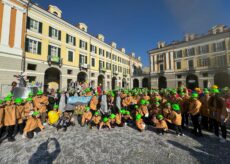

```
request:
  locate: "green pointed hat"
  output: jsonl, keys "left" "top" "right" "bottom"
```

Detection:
{"left": 136, "top": 114, "right": 142, "bottom": 121}
{"left": 172, "top": 104, "right": 180, "bottom": 111}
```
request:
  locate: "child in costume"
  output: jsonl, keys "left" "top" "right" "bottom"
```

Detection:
{"left": 23, "top": 111, "right": 44, "bottom": 139}
{"left": 109, "top": 113, "right": 116, "bottom": 128}
{"left": 153, "top": 114, "right": 168, "bottom": 135}
{"left": 4, "top": 97, "right": 16, "bottom": 142}
{"left": 169, "top": 104, "right": 184, "bottom": 136}
{"left": 81, "top": 106, "right": 92, "bottom": 126}
{"left": 24, "top": 98, "right": 34, "bottom": 120}
{"left": 89, "top": 111, "right": 101, "bottom": 129}
{"left": 189, "top": 93, "right": 202, "bottom": 136}
{"left": 48, "top": 104, "right": 62, "bottom": 125}
{"left": 135, "top": 114, "right": 146, "bottom": 132}
{"left": 0, "top": 100, "right": 4, "bottom": 139}
{"left": 14, "top": 98, "right": 25, "bottom": 135}
{"left": 99, "top": 117, "right": 111, "bottom": 130}
{"left": 56, "top": 111, "right": 74, "bottom": 132}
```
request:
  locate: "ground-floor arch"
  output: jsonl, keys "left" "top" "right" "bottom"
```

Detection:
{"left": 44, "top": 67, "right": 61, "bottom": 92}
{"left": 214, "top": 72, "right": 230, "bottom": 88}
{"left": 98, "top": 75, "right": 105, "bottom": 90}
{"left": 186, "top": 74, "right": 198, "bottom": 90}
{"left": 133, "top": 79, "right": 139, "bottom": 88}
{"left": 122, "top": 78, "right": 127, "bottom": 88}
{"left": 77, "top": 71, "right": 87, "bottom": 84}
{"left": 112, "top": 77, "right": 117, "bottom": 90}
{"left": 142, "top": 78, "right": 149, "bottom": 88}
{"left": 158, "top": 76, "right": 167, "bottom": 89}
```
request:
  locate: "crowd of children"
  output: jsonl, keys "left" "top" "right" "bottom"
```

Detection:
{"left": 0, "top": 85, "right": 230, "bottom": 144}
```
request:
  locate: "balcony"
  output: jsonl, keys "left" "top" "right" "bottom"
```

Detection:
{"left": 113, "top": 70, "right": 119, "bottom": 75}
{"left": 48, "top": 55, "right": 63, "bottom": 67}
{"left": 80, "top": 63, "right": 89, "bottom": 71}
{"left": 99, "top": 67, "right": 106, "bottom": 73}
{"left": 123, "top": 73, "right": 127, "bottom": 77}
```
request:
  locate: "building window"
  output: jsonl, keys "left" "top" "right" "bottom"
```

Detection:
{"left": 199, "top": 45, "right": 209, "bottom": 54}
{"left": 27, "top": 17, "right": 42, "bottom": 33}
{"left": 197, "top": 58, "right": 210, "bottom": 67}
{"left": 176, "top": 61, "right": 181, "bottom": 69}
{"left": 66, "top": 34, "right": 76, "bottom": 46}
{"left": 49, "top": 27, "right": 61, "bottom": 40}
{"left": 213, "top": 41, "right": 225, "bottom": 52}
{"left": 79, "top": 54, "right": 87, "bottom": 64}
{"left": 106, "top": 63, "right": 111, "bottom": 70}
{"left": 188, "top": 60, "right": 194, "bottom": 69}
{"left": 186, "top": 48, "right": 195, "bottom": 57}
{"left": 203, "top": 73, "right": 208, "bottom": 77}
{"left": 203, "top": 80, "right": 208, "bottom": 88}
{"left": 106, "top": 51, "right": 111, "bottom": 59}
{"left": 67, "top": 69, "right": 73, "bottom": 75}
{"left": 27, "top": 76, "right": 36, "bottom": 83}
{"left": 214, "top": 55, "right": 227, "bottom": 66}
{"left": 90, "top": 45, "right": 97, "bottom": 53}
{"left": 91, "top": 58, "right": 95, "bottom": 67}
{"left": 27, "top": 64, "right": 37, "bottom": 71}
{"left": 48, "top": 45, "right": 60, "bottom": 62}
{"left": 107, "top": 75, "right": 110, "bottom": 79}
{"left": 25, "top": 38, "right": 41, "bottom": 55}
{"left": 79, "top": 40, "right": 87, "bottom": 50}
{"left": 157, "top": 54, "right": 164, "bottom": 62}
{"left": 174, "top": 50, "right": 182, "bottom": 59}
{"left": 99, "top": 48, "right": 104, "bottom": 56}
{"left": 91, "top": 73, "right": 95, "bottom": 77}
{"left": 159, "top": 64, "right": 164, "bottom": 71}
{"left": 177, "top": 75, "right": 182, "bottom": 79}
{"left": 68, "top": 51, "right": 73, "bottom": 62}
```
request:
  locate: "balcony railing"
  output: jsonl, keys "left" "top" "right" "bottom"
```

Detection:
{"left": 113, "top": 70, "right": 119, "bottom": 75}
{"left": 80, "top": 63, "right": 89, "bottom": 71}
{"left": 48, "top": 55, "right": 63, "bottom": 67}
{"left": 99, "top": 67, "right": 106, "bottom": 73}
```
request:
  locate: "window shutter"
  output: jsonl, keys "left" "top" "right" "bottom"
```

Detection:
{"left": 66, "top": 34, "right": 69, "bottom": 43}
{"left": 80, "top": 40, "right": 82, "bottom": 48}
{"left": 85, "top": 56, "right": 87, "bottom": 64}
{"left": 85, "top": 42, "right": 88, "bottom": 50}
{"left": 73, "top": 37, "right": 76, "bottom": 46}
{"left": 58, "top": 30, "right": 61, "bottom": 40}
{"left": 25, "top": 38, "right": 29, "bottom": 52}
{"left": 37, "top": 42, "right": 41, "bottom": 55}
{"left": 48, "top": 45, "right": 51, "bottom": 56}
{"left": 58, "top": 48, "right": 61, "bottom": 57}
{"left": 49, "top": 27, "right": 52, "bottom": 37}
{"left": 39, "top": 22, "right": 43, "bottom": 33}
{"left": 90, "top": 45, "right": 92, "bottom": 52}
{"left": 95, "top": 47, "right": 97, "bottom": 53}
{"left": 26, "top": 17, "right": 30, "bottom": 29}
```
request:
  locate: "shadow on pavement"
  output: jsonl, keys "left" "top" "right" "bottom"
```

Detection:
{"left": 28, "top": 138, "right": 61, "bottom": 164}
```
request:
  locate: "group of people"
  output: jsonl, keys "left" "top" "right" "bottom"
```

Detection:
{"left": 0, "top": 84, "right": 229, "bottom": 144}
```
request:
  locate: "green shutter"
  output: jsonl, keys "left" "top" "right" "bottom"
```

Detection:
{"left": 80, "top": 40, "right": 82, "bottom": 48}
{"left": 49, "top": 27, "right": 52, "bottom": 37}
{"left": 37, "top": 42, "right": 41, "bottom": 55}
{"left": 25, "top": 38, "right": 29, "bottom": 52}
{"left": 85, "top": 56, "right": 87, "bottom": 64}
{"left": 58, "top": 30, "right": 61, "bottom": 40}
{"left": 66, "top": 34, "right": 69, "bottom": 43}
{"left": 85, "top": 42, "right": 87, "bottom": 50}
{"left": 58, "top": 48, "right": 61, "bottom": 57}
{"left": 26, "top": 17, "right": 30, "bottom": 29}
{"left": 48, "top": 45, "right": 51, "bottom": 56}
{"left": 73, "top": 37, "right": 76, "bottom": 46}
{"left": 39, "top": 22, "right": 43, "bottom": 33}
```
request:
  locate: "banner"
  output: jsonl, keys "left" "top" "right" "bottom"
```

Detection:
{"left": 67, "top": 96, "right": 92, "bottom": 105}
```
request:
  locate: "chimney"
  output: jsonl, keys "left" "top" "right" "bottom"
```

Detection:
{"left": 131, "top": 52, "right": 135, "bottom": 57}
{"left": 48, "top": 5, "right": 62, "bottom": 18}
{"left": 184, "top": 33, "right": 196, "bottom": 41}
{"left": 157, "top": 41, "right": 165, "bottom": 48}
{"left": 120, "top": 48, "right": 125, "bottom": 53}
{"left": 111, "top": 42, "right": 117, "bottom": 48}
{"left": 210, "top": 25, "right": 225, "bottom": 34}
{"left": 96, "top": 34, "right": 104, "bottom": 42}
{"left": 77, "top": 23, "right": 88, "bottom": 32}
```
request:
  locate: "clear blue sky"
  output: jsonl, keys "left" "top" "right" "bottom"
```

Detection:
{"left": 32, "top": 0, "right": 230, "bottom": 66}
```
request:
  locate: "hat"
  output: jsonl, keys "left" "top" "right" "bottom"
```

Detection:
{"left": 211, "top": 88, "right": 219, "bottom": 94}
{"left": 140, "top": 99, "right": 146, "bottom": 105}
{"left": 109, "top": 113, "right": 116, "bottom": 119}
{"left": 94, "top": 111, "right": 99, "bottom": 116}
{"left": 37, "top": 90, "right": 43, "bottom": 95}
{"left": 85, "top": 88, "right": 91, "bottom": 92}
{"left": 172, "top": 104, "right": 180, "bottom": 111}
{"left": 26, "top": 97, "right": 33, "bottom": 102}
{"left": 4, "top": 97, "right": 11, "bottom": 102}
{"left": 179, "top": 92, "right": 185, "bottom": 96}
{"left": 103, "top": 117, "right": 109, "bottom": 123}
{"left": 0, "top": 99, "right": 3, "bottom": 104}
{"left": 33, "top": 111, "right": 40, "bottom": 116}
{"left": 204, "top": 90, "right": 209, "bottom": 94}
{"left": 14, "top": 98, "right": 22, "bottom": 104}
{"left": 28, "top": 92, "right": 34, "bottom": 97}
{"left": 85, "top": 106, "right": 90, "bottom": 111}
{"left": 121, "top": 109, "right": 126, "bottom": 114}
{"left": 157, "top": 114, "right": 164, "bottom": 120}
{"left": 134, "top": 105, "right": 139, "bottom": 109}
{"left": 145, "top": 101, "right": 150, "bottom": 105}
{"left": 191, "top": 93, "right": 199, "bottom": 98}
{"left": 125, "top": 111, "right": 130, "bottom": 115}
{"left": 155, "top": 102, "right": 160, "bottom": 106}
{"left": 53, "top": 104, "right": 59, "bottom": 109}
{"left": 136, "top": 114, "right": 142, "bottom": 121}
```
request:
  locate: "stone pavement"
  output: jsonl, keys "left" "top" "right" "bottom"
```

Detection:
{"left": 0, "top": 120, "right": 229, "bottom": 164}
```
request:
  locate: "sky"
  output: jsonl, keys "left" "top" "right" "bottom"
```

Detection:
{"left": 32, "top": 0, "right": 230, "bottom": 66}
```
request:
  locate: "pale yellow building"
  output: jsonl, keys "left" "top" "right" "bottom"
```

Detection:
{"left": 149, "top": 25, "right": 230, "bottom": 89}
{"left": 24, "top": 3, "right": 142, "bottom": 91}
